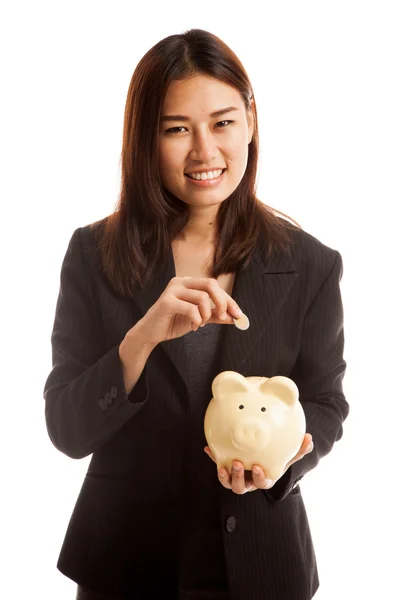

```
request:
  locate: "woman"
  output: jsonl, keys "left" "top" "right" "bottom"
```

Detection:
{"left": 43, "top": 28, "right": 349, "bottom": 600}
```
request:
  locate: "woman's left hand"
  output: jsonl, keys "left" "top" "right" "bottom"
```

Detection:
{"left": 204, "top": 433, "right": 314, "bottom": 495}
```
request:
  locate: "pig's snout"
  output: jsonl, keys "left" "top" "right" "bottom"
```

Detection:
{"left": 231, "top": 419, "right": 269, "bottom": 451}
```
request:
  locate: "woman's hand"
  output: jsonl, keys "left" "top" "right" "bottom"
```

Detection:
{"left": 204, "top": 433, "right": 314, "bottom": 495}
{"left": 135, "top": 276, "right": 243, "bottom": 346}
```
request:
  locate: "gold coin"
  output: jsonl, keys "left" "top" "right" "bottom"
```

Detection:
{"left": 233, "top": 313, "right": 250, "bottom": 330}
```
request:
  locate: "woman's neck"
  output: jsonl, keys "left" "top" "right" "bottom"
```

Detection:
{"left": 176, "top": 206, "right": 219, "bottom": 245}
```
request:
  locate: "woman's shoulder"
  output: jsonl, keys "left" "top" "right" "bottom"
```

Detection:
{"left": 285, "top": 219, "right": 339, "bottom": 254}
{"left": 72, "top": 215, "right": 109, "bottom": 250}
{"left": 80, "top": 215, "right": 108, "bottom": 239}
{"left": 65, "top": 216, "right": 109, "bottom": 276}
{"left": 276, "top": 217, "right": 342, "bottom": 276}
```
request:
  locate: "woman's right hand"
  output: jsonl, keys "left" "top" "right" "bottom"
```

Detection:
{"left": 135, "top": 276, "right": 244, "bottom": 346}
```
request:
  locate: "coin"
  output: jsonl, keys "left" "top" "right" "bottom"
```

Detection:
{"left": 233, "top": 313, "right": 250, "bottom": 330}
{"left": 209, "top": 299, "right": 249, "bottom": 329}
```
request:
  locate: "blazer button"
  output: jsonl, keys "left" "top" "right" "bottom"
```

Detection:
{"left": 98, "top": 398, "right": 107, "bottom": 411}
{"left": 225, "top": 516, "right": 236, "bottom": 533}
{"left": 110, "top": 386, "right": 118, "bottom": 398}
{"left": 104, "top": 392, "right": 112, "bottom": 405}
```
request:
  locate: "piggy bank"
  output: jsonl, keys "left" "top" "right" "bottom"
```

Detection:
{"left": 204, "top": 371, "right": 306, "bottom": 481}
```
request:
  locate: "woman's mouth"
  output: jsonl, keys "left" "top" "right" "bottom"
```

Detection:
{"left": 184, "top": 168, "right": 226, "bottom": 187}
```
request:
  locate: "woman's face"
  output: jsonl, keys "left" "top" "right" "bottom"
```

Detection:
{"left": 158, "top": 74, "right": 254, "bottom": 211}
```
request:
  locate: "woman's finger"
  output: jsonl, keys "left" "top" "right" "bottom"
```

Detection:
{"left": 178, "top": 277, "right": 242, "bottom": 326}
{"left": 206, "top": 309, "right": 235, "bottom": 325}
{"left": 285, "top": 436, "right": 314, "bottom": 469}
{"left": 301, "top": 433, "right": 313, "bottom": 452}
{"left": 230, "top": 462, "right": 247, "bottom": 494}
{"left": 217, "top": 467, "right": 231, "bottom": 489}
{"left": 181, "top": 277, "right": 228, "bottom": 321}
{"left": 204, "top": 446, "right": 216, "bottom": 463}
{"left": 251, "top": 465, "right": 274, "bottom": 489}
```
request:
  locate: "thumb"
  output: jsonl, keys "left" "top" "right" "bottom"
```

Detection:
{"left": 206, "top": 310, "right": 234, "bottom": 325}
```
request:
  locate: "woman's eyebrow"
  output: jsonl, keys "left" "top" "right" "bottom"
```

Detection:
{"left": 160, "top": 106, "right": 240, "bottom": 122}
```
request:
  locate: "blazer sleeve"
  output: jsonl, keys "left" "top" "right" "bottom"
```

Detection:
{"left": 266, "top": 249, "right": 349, "bottom": 501}
{"left": 43, "top": 228, "right": 150, "bottom": 460}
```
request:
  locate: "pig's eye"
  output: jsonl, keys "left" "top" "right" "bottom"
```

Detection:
{"left": 239, "top": 405, "right": 244, "bottom": 410}
{"left": 261, "top": 407, "right": 266, "bottom": 412}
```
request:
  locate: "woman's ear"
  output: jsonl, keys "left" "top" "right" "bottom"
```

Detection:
{"left": 212, "top": 371, "right": 250, "bottom": 399}
{"left": 259, "top": 376, "right": 299, "bottom": 409}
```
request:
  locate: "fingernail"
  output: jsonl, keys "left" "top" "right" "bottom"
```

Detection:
{"left": 253, "top": 467, "right": 261, "bottom": 475}
{"left": 307, "top": 442, "right": 314, "bottom": 452}
{"left": 221, "top": 312, "right": 227, "bottom": 320}
{"left": 219, "top": 471, "right": 226, "bottom": 478}
{"left": 265, "top": 479, "right": 273, "bottom": 488}
{"left": 235, "top": 307, "right": 243, "bottom": 317}
{"left": 233, "top": 464, "right": 241, "bottom": 472}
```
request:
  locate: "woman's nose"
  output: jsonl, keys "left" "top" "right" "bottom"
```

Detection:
{"left": 189, "top": 132, "right": 217, "bottom": 162}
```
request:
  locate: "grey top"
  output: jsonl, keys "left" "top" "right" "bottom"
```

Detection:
{"left": 179, "top": 324, "right": 229, "bottom": 597}
{"left": 184, "top": 323, "right": 224, "bottom": 398}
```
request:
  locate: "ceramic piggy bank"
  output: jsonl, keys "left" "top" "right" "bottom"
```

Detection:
{"left": 204, "top": 371, "right": 306, "bottom": 481}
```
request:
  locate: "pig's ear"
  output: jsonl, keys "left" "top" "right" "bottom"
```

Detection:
{"left": 212, "top": 371, "right": 249, "bottom": 399}
{"left": 259, "top": 376, "right": 299, "bottom": 408}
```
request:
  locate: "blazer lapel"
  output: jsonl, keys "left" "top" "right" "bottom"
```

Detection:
{"left": 133, "top": 234, "right": 298, "bottom": 394}
{"left": 217, "top": 238, "right": 298, "bottom": 376}
{"left": 133, "top": 245, "right": 191, "bottom": 392}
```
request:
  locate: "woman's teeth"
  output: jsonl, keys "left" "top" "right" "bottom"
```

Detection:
{"left": 186, "top": 169, "right": 224, "bottom": 181}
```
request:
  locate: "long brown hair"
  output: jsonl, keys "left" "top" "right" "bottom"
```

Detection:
{"left": 92, "top": 28, "right": 301, "bottom": 298}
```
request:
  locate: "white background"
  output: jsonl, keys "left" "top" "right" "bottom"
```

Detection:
{"left": 1, "top": 1, "right": 399, "bottom": 599}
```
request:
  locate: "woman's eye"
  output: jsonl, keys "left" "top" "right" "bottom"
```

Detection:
{"left": 166, "top": 126, "right": 186, "bottom": 134}
{"left": 215, "top": 120, "right": 233, "bottom": 128}
{"left": 165, "top": 120, "right": 233, "bottom": 134}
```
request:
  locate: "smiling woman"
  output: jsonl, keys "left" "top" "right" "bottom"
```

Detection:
{"left": 90, "top": 29, "right": 299, "bottom": 299}
{"left": 44, "top": 27, "right": 348, "bottom": 600}
{"left": 158, "top": 76, "right": 253, "bottom": 205}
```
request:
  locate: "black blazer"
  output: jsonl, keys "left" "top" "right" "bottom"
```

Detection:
{"left": 43, "top": 219, "right": 349, "bottom": 600}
